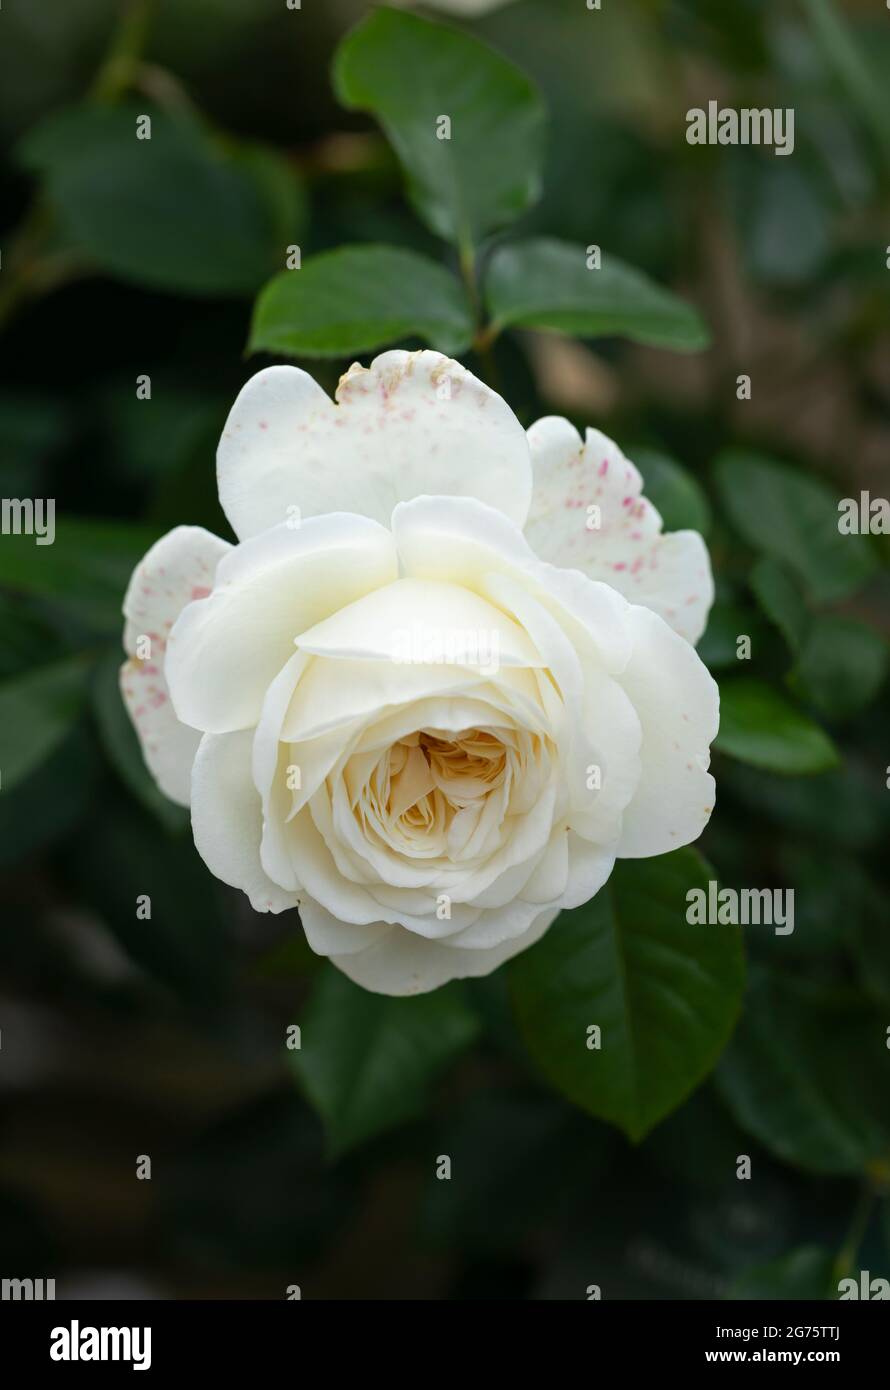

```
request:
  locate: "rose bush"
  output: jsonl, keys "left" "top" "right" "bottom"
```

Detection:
{"left": 121, "top": 349, "right": 717, "bottom": 995}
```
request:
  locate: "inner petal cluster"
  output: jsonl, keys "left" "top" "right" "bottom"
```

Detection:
{"left": 339, "top": 720, "right": 555, "bottom": 874}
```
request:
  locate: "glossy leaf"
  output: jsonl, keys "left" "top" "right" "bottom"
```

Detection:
{"left": 290, "top": 965, "right": 480, "bottom": 1156}
{"left": 18, "top": 102, "right": 303, "bottom": 296}
{"left": 698, "top": 599, "right": 768, "bottom": 670}
{"left": 717, "top": 969, "right": 890, "bottom": 1176}
{"left": 749, "top": 557, "right": 809, "bottom": 655}
{"left": 333, "top": 8, "right": 545, "bottom": 251}
{"left": 250, "top": 245, "right": 474, "bottom": 359}
{"left": 62, "top": 801, "right": 232, "bottom": 1003}
{"left": 510, "top": 850, "right": 745, "bottom": 1142}
{"left": 715, "top": 450, "right": 878, "bottom": 603}
{"left": 485, "top": 238, "right": 711, "bottom": 350}
{"left": 632, "top": 447, "right": 712, "bottom": 536}
{"left": 0, "top": 515, "right": 160, "bottom": 633}
{"left": 0, "top": 655, "right": 91, "bottom": 792}
{"left": 715, "top": 678, "right": 840, "bottom": 774}
{"left": 0, "top": 726, "right": 98, "bottom": 870}
{"left": 793, "top": 615, "right": 888, "bottom": 721}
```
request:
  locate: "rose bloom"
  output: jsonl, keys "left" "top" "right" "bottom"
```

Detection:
{"left": 122, "top": 351, "right": 717, "bottom": 995}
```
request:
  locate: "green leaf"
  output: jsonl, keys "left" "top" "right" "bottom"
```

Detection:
{"left": 721, "top": 760, "right": 890, "bottom": 853}
{"left": 228, "top": 140, "right": 305, "bottom": 256}
{"left": 728, "top": 1247, "right": 837, "bottom": 1300}
{"left": 484, "top": 238, "right": 711, "bottom": 351}
{"left": 631, "top": 447, "right": 712, "bottom": 535}
{"left": 793, "top": 615, "right": 888, "bottom": 721}
{"left": 0, "top": 726, "right": 98, "bottom": 870}
{"left": 290, "top": 965, "right": 480, "bottom": 1156}
{"left": 333, "top": 7, "right": 545, "bottom": 252}
{"left": 250, "top": 245, "right": 474, "bottom": 359}
{"left": 749, "top": 557, "right": 810, "bottom": 655}
{"left": 772, "top": 845, "right": 865, "bottom": 959}
{"left": 18, "top": 102, "right": 303, "bottom": 296}
{"left": 510, "top": 850, "right": 745, "bottom": 1142}
{"left": 714, "top": 450, "right": 878, "bottom": 603}
{"left": 62, "top": 801, "right": 232, "bottom": 1004}
{"left": 90, "top": 647, "right": 187, "bottom": 834}
{"left": 799, "top": 0, "right": 890, "bottom": 172}
{"left": 717, "top": 969, "right": 890, "bottom": 1176}
{"left": 0, "top": 515, "right": 159, "bottom": 633}
{"left": 0, "top": 655, "right": 91, "bottom": 792}
{"left": 0, "top": 596, "right": 67, "bottom": 679}
{"left": 698, "top": 599, "right": 768, "bottom": 671}
{"left": 715, "top": 678, "right": 840, "bottom": 774}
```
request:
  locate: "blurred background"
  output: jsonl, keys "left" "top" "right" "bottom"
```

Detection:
{"left": 1, "top": 0, "right": 889, "bottom": 1300}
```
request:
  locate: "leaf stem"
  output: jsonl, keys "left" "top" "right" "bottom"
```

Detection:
{"left": 0, "top": 200, "right": 81, "bottom": 331}
{"left": 459, "top": 242, "right": 500, "bottom": 390}
{"left": 90, "top": 0, "right": 155, "bottom": 104}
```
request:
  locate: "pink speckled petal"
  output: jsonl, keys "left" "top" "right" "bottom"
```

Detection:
{"left": 120, "top": 526, "right": 230, "bottom": 805}
{"left": 524, "top": 417, "right": 713, "bottom": 644}
{"left": 165, "top": 514, "right": 397, "bottom": 736}
{"left": 216, "top": 351, "right": 532, "bottom": 541}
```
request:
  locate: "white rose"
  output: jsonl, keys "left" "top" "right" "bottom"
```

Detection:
{"left": 121, "top": 350, "right": 717, "bottom": 996}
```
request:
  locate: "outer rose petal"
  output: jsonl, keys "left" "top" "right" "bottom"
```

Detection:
{"left": 121, "top": 525, "right": 230, "bottom": 805}
{"left": 191, "top": 729, "right": 298, "bottom": 913}
{"left": 165, "top": 514, "right": 397, "bottom": 735}
{"left": 393, "top": 495, "right": 633, "bottom": 673}
{"left": 328, "top": 904, "right": 559, "bottom": 997}
{"left": 615, "top": 605, "right": 719, "bottom": 857}
{"left": 293, "top": 576, "right": 542, "bottom": 670}
{"left": 524, "top": 416, "right": 713, "bottom": 644}
{"left": 216, "top": 350, "right": 532, "bottom": 540}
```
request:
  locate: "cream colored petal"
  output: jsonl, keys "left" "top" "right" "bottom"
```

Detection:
{"left": 330, "top": 907, "right": 559, "bottom": 997}
{"left": 121, "top": 526, "right": 230, "bottom": 805}
{"left": 165, "top": 514, "right": 397, "bottom": 735}
{"left": 190, "top": 730, "right": 299, "bottom": 913}
{"left": 615, "top": 605, "right": 719, "bottom": 857}
{"left": 525, "top": 417, "right": 713, "bottom": 643}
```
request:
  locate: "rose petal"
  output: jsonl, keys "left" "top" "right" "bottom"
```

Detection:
{"left": 288, "top": 804, "right": 482, "bottom": 935}
{"left": 165, "top": 514, "right": 397, "bottom": 734}
{"left": 191, "top": 729, "right": 299, "bottom": 913}
{"left": 330, "top": 906, "right": 559, "bottom": 997}
{"left": 615, "top": 605, "right": 719, "bottom": 857}
{"left": 394, "top": 495, "right": 633, "bottom": 673}
{"left": 294, "top": 575, "right": 543, "bottom": 669}
{"left": 525, "top": 416, "right": 713, "bottom": 644}
{"left": 299, "top": 897, "right": 391, "bottom": 957}
{"left": 217, "top": 351, "right": 532, "bottom": 540}
{"left": 121, "top": 526, "right": 230, "bottom": 805}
